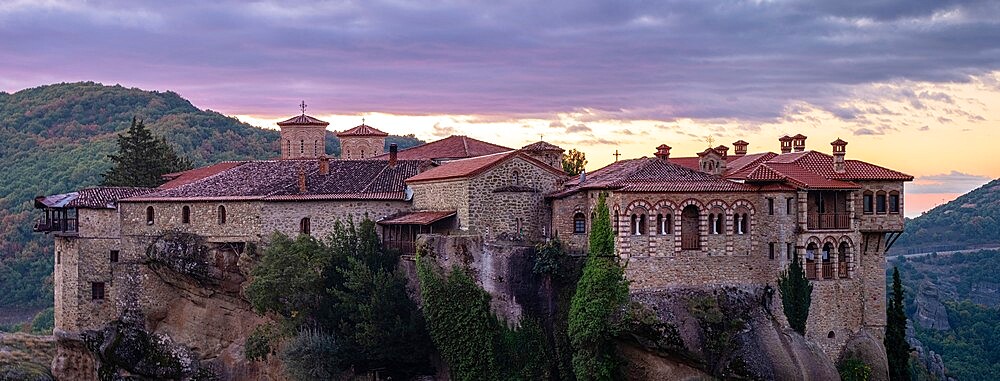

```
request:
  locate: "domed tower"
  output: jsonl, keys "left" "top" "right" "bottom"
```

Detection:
{"left": 337, "top": 122, "right": 389, "bottom": 159}
{"left": 277, "top": 103, "right": 330, "bottom": 159}
{"left": 520, "top": 141, "right": 565, "bottom": 170}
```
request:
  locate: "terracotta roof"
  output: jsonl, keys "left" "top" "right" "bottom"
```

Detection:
{"left": 668, "top": 157, "right": 700, "bottom": 171}
{"left": 337, "top": 124, "right": 388, "bottom": 137}
{"left": 160, "top": 162, "right": 243, "bottom": 189}
{"left": 378, "top": 211, "right": 456, "bottom": 225}
{"left": 551, "top": 157, "right": 758, "bottom": 198}
{"left": 520, "top": 141, "right": 564, "bottom": 152}
{"left": 725, "top": 152, "right": 777, "bottom": 175}
{"left": 126, "top": 159, "right": 428, "bottom": 202}
{"left": 374, "top": 135, "right": 512, "bottom": 161}
{"left": 35, "top": 187, "right": 156, "bottom": 209}
{"left": 750, "top": 163, "right": 861, "bottom": 189}
{"left": 407, "top": 151, "right": 565, "bottom": 183}
{"left": 276, "top": 114, "right": 330, "bottom": 126}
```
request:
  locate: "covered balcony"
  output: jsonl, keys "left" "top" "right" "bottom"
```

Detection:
{"left": 806, "top": 190, "right": 851, "bottom": 230}
{"left": 33, "top": 208, "right": 78, "bottom": 235}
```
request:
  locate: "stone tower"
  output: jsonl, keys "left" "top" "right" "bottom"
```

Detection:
{"left": 277, "top": 112, "right": 330, "bottom": 159}
{"left": 337, "top": 123, "right": 388, "bottom": 159}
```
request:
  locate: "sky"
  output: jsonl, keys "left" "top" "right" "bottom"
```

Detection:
{"left": 1, "top": 0, "right": 998, "bottom": 217}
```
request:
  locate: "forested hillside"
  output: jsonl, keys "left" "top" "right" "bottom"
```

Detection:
{"left": 893, "top": 179, "right": 1000, "bottom": 253}
{"left": 0, "top": 82, "right": 422, "bottom": 313}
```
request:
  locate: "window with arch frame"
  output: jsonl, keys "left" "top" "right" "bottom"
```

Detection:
{"left": 863, "top": 191, "right": 874, "bottom": 214}
{"left": 218, "top": 205, "right": 227, "bottom": 225}
{"left": 888, "top": 191, "right": 900, "bottom": 214}
{"left": 573, "top": 212, "right": 586, "bottom": 234}
{"left": 146, "top": 206, "right": 155, "bottom": 225}
{"left": 657, "top": 213, "right": 672, "bottom": 234}
{"left": 299, "top": 217, "right": 311, "bottom": 235}
{"left": 875, "top": 191, "right": 887, "bottom": 214}
{"left": 181, "top": 206, "right": 191, "bottom": 224}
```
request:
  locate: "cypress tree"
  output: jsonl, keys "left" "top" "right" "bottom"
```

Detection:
{"left": 885, "top": 267, "right": 911, "bottom": 381}
{"left": 102, "top": 117, "right": 191, "bottom": 187}
{"left": 778, "top": 251, "right": 813, "bottom": 334}
{"left": 568, "top": 192, "right": 629, "bottom": 380}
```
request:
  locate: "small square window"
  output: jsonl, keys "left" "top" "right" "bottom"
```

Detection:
{"left": 110, "top": 250, "right": 119, "bottom": 263}
{"left": 91, "top": 282, "right": 105, "bottom": 300}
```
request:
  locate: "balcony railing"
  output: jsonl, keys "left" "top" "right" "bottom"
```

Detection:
{"left": 807, "top": 213, "right": 850, "bottom": 230}
{"left": 681, "top": 235, "right": 700, "bottom": 250}
{"left": 822, "top": 262, "right": 833, "bottom": 279}
{"left": 805, "top": 262, "right": 817, "bottom": 280}
{"left": 33, "top": 218, "right": 78, "bottom": 234}
{"left": 839, "top": 262, "right": 848, "bottom": 278}
{"left": 384, "top": 240, "right": 416, "bottom": 256}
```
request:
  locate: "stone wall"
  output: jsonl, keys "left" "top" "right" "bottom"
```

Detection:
{"left": 339, "top": 136, "right": 384, "bottom": 159}
{"left": 411, "top": 178, "right": 471, "bottom": 229}
{"left": 466, "top": 157, "right": 564, "bottom": 242}
{"left": 259, "top": 200, "right": 410, "bottom": 238}
{"left": 279, "top": 125, "right": 327, "bottom": 159}
{"left": 54, "top": 209, "right": 120, "bottom": 333}
{"left": 855, "top": 181, "right": 906, "bottom": 232}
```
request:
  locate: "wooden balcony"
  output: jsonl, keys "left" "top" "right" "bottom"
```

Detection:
{"left": 805, "top": 262, "right": 817, "bottom": 280}
{"left": 681, "top": 235, "right": 700, "bottom": 250}
{"left": 822, "top": 263, "right": 833, "bottom": 279}
{"left": 33, "top": 218, "right": 78, "bottom": 234}
{"left": 384, "top": 240, "right": 416, "bottom": 256}
{"left": 807, "top": 213, "right": 850, "bottom": 230}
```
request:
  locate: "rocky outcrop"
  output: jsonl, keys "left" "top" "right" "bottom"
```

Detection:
{"left": 626, "top": 287, "right": 842, "bottom": 381}
{"left": 907, "top": 323, "right": 955, "bottom": 381}
{"left": 839, "top": 331, "right": 889, "bottom": 381}
{"left": 914, "top": 284, "right": 950, "bottom": 331}
{"left": 1, "top": 332, "right": 56, "bottom": 381}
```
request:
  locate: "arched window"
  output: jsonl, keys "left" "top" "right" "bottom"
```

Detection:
{"left": 822, "top": 242, "right": 834, "bottom": 279}
{"left": 681, "top": 205, "right": 700, "bottom": 250}
{"left": 313, "top": 140, "right": 318, "bottom": 155}
{"left": 361, "top": 149, "right": 366, "bottom": 159}
{"left": 218, "top": 205, "right": 227, "bottom": 225}
{"left": 631, "top": 214, "right": 640, "bottom": 235}
{"left": 888, "top": 191, "right": 900, "bottom": 214}
{"left": 285, "top": 140, "right": 291, "bottom": 157}
{"left": 300, "top": 140, "right": 305, "bottom": 154}
{"left": 299, "top": 217, "right": 311, "bottom": 235}
{"left": 876, "top": 191, "right": 887, "bottom": 214}
{"left": 614, "top": 211, "right": 620, "bottom": 234}
{"left": 863, "top": 191, "right": 874, "bottom": 214}
{"left": 657, "top": 214, "right": 672, "bottom": 235}
{"left": 740, "top": 213, "right": 748, "bottom": 234}
{"left": 838, "top": 241, "right": 850, "bottom": 278}
{"left": 715, "top": 213, "right": 724, "bottom": 235}
{"left": 805, "top": 243, "right": 818, "bottom": 280}
{"left": 708, "top": 213, "right": 716, "bottom": 234}
{"left": 733, "top": 214, "right": 741, "bottom": 234}
{"left": 182, "top": 206, "right": 191, "bottom": 224}
{"left": 573, "top": 212, "right": 586, "bottom": 234}
{"left": 146, "top": 206, "right": 155, "bottom": 225}
{"left": 512, "top": 170, "right": 522, "bottom": 185}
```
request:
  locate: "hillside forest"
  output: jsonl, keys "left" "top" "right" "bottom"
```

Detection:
{"left": 0, "top": 82, "right": 422, "bottom": 316}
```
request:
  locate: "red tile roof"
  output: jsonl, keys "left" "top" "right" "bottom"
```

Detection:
{"left": 375, "top": 135, "right": 512, "bottom": 162}
{"left": 378, "top": 211, "right": 456, "bottom": 225}
{"left": 160, "top": 161, "right": 243, "bottom": 189}
{"left": 521, "top": 141, "right": 564, "bottom": 152}
{"left": 406, "top": 151, "right": 564, "bottom": 183}
{"left": 551, "top": 157, "right": 760, "bottom": 198}
{"left": 126, "top": 159, "right": 428, "bottom": 202}
{"left": 276, "top": 114, "right": 330, "bottom": 126}
{"left": 35, "top": 187, "right": 157, "bottom": 209}
{"left": 336, "top": 123, "right": 389, "bottom": 137}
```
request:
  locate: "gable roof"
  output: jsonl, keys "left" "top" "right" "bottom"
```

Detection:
{"left": 521, "top": 141, "right": 564, "bottom": 152}
{"left": 337, "top": 123, "right": 389, "bottom": 137}
{"left": 277, "top": 114, "right": 330, "bottom": 126}
{"left": 550, "top": 157, "right": 763, "bottom": 198}
{"left": 375, "top": 135, "right": 512, "bottom": 162}
{"left": 126, "top": 159, "right": 428, "bottom": 202}
{"left": 406, "top": 151, "right": 565, "bottom": 184}
{"left": 35, "top": 187, "right": 157, "bottom": 209}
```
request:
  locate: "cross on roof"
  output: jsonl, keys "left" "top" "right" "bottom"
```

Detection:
{"left": 613, "top": 149, "right": 621, "bottom": 161}
{"left": 706, "top": 136, "right": 715, "bottom": 147}
{"left": 299, "top": 100, "right": 307, "bottom": 115}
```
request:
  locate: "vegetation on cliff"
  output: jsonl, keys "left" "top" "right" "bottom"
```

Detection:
{"left": 0, "top": 82, "right": 423, "bottom": 313}
{"left": 568, "top": 192, "right": 629, "bottom": 380}
{"left": 246, "top": 217, "right": 432, "bottom": 379}
{"left": 885, "top": 267, "right": 911, "bottom": 381}
{"left": 894, "top": 178, "right": 1000, "bottom": 252}
{"left": 778, "top": 253, "right": 812, "bottom": 335}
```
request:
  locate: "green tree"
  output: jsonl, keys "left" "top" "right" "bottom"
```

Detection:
{"left": 102, "top": 117, "right": 192, "bottom": 187}
{"left": 568, "top": 192, "right": 629, "bottom": 380}
{"left": 778, "top": 251, "right": 812, "bottom": 335}
{"left": 562, "top": 148, "right": 588, "bottom": 176}
{"left": 246, "top": 233, "right": 330, "bottom": 330}
{"left": 885, "top": 267, "right": 911, "bottom": 381}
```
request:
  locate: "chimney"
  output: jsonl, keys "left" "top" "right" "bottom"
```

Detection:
{"left": 389, "top": 143, "right": 398, "bottom": 166}
{"left": 792, "top": 134, "right": 807, "bottom": 152}
{"left": 714, "top": 145, "right": 729, "bottom": 159}
{"left": 298, "top": 167, "right": 307, "bottom": 193}
{"left": 733, "top": 140, "right": 749, "bottom": 156}
{"left": 318, "top": 155, "right": 330, "bottom": 175}
{"left": 831, "top": 138, "right": 847, "bottom": 173}
{"left": 654, "top": 144, "right": 671, "bottom": 160}
{"left": 779, "top": 135, "right": 793, "bottom": 154}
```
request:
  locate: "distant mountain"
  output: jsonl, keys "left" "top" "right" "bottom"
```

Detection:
{"left": 893, "top": 179, "right": 1000, "bottom": 253}
{"left": 0, "top": 82, "right": 423, "bottom": 311}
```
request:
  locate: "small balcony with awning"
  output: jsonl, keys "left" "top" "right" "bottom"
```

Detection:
{"left": 806, "top": 190, "right": 851, "bottom": 230}
{"left": 378, "top": 211, "right": 457, "bottom": 256}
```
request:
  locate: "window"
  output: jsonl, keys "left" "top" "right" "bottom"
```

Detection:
{"left": 888, "top": 192, "right": 900, "bottom": 214}
{"left": 573, "top": 212, "right": 586, "bottom": 234}
{"left": 740, "top": 213, "right": 748, "bottom": 234}
{"left": 681, "top": 205, "right": 700, "bottom": 250}
{"left": 631, "top": 214, "right": 646, "bottom": 235}
{"left": 146, "top": 206, "right": 155, "bottom": 225}
{"left": 768, "top": 198, "right": 774, "bottom": 215}
{"left": 512, "top": 170, "right": 523, "bottom": 185}
{"left": 863, "top": 192, "right": 874, "bottom": 214}
{"left": 657, "top": 213, "right": 672, "bottom": 234}
{"left": 769, "top": 242, "right": 775, "bottom": 260}
{"left": 614, "top": 211, "right": 620, "bottom": 234}
{"left": 182, "top": 206, "right": 191, "bottom": 224}
{"left": 786, "top": 243, "right": 793, "bottom": 261}
{"left": 733, "top": 214, "right": 741, "bottom": 234}
{"left": 300, "top": 217, "right": 311, "bottom": 235}
{"left": 516, "top": 218, "right": 523, "bottom": 234}
{"left": 708, "top": 214, "right": 716, "bottom": 234}
{"left": 218, "top": 205, "right": 227, "bottom": 224}
{"left": 110, "top": 250, "right": 119, "bottom": 263}
{"left": 876, "top": 192, "right": 887, "bottom": 214}
{"left": 361, "top": 149, "right": 366, "bottom": 158}
{"left": 91, "top": 282, "right": 105, "bottom": 300}
{"left": 56, "top": 251, "right": 61, "bottom": 265}
{"left": 300, "top": 140, "right": 304, "bottom": 154}
{"left": 715, "top": 213, "right": 724, "bottom": 235}
{"left": 313, "top": 140, "right": 318, "bottom": 155}
{"left": 786, "top": 198, "right": 793, "bottom": 215}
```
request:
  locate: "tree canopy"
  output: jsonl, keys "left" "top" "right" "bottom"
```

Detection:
{"left": 562, "top": 148, "right": 587, "bottom": 176}
{"left": 885, "top": 267, "right": 911, "bottom": 381}
{"left": 102, "top": 117, "right": 192, "bottom": 187}
{"left": 778, "top": 252, "right": 812, "bottom": 335}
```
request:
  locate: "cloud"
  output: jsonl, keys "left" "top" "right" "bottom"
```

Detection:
{"left": 565, "top": 124, "right": 592, "bottom": 133}
{"left": 853, "top": 128, "right": 884, "bottom": 136}
{"left": 918, "top": 125, "right": 930, "bottom": 131}
{"left": 0, "top": 0, "right": 997, "bottom": 120}
{"left": 430, "top": 122, "right": 456, "bottom": 137}
{"left": 549, "top": 120, "right": 565, "bottom": 128}
{"left": 908, "top": 171, "right": 994, "bottom": 194}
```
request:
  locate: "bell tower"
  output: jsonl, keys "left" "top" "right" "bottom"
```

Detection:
{"left": 337, "top": 119, "right": 388, "bottom": 160}
{"left": 277, "top": 101, "right": 330, "bottom": 159}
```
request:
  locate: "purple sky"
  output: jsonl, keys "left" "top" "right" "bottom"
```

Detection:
{"left": 2, "top": 0, "right": 998, "bottom": 120}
